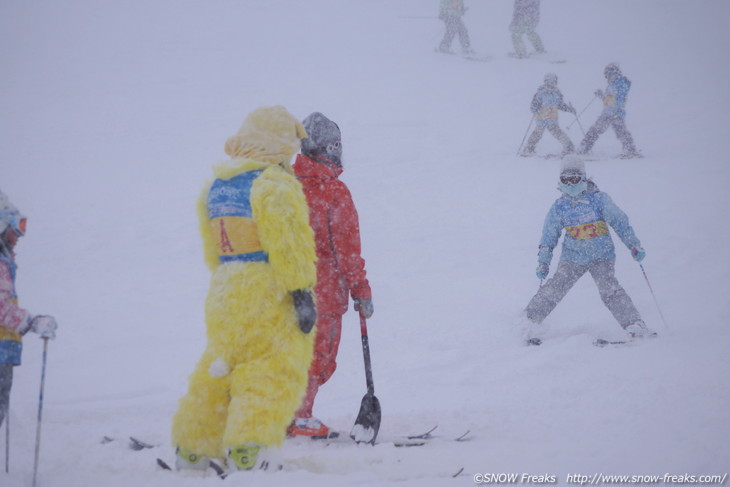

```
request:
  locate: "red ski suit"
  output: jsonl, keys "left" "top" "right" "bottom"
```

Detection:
{"left": 293, "top": 154, "right": 371, "bottom": 417}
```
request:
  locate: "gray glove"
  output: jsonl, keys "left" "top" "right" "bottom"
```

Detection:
{"left": 31, "top": 315, "right": 58, "bottom": 339}
{"left": 291, "top": 290, "right": 317, "bottom": 334}
{"left": 354, "top": 298, "right": 374, "bottom": 319}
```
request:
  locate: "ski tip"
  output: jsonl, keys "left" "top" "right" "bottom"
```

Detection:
{"left": 454, "top": 430, "right": 472, "bottom": 442}
{"left": 593, "top": 338, "right": 629, "bottom": 347}
{"left": 156, "top": 458, "right": 172, "bottom": 471}
{"left": 129, "top": 437, "right": 156, "bottom": 450}
{"left": 209, "top": 460, "right": 228, "bottom": 479}
{"left": 525, "top": 338, "right": 542, "bottom": 346}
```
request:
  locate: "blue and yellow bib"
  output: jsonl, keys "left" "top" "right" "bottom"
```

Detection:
{"left": 207, "top": 170, "right": 268, "bottom": 264}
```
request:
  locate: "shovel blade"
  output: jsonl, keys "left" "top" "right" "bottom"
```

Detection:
{"left": 350, "top": 392, "right": 381, "bottom": 444}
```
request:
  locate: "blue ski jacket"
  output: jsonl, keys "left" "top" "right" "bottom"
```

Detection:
{"left": 602, "top": 75, "right": 631, "bottom": 118}
{"left": 538, "top": 183, "right": 641, "bottom": 266}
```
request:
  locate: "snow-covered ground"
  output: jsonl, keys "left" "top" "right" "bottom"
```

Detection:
{"left": 2, "top": 1, "right": 729, "bottom": 486}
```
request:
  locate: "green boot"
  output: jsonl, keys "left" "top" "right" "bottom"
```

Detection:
{"left": 174, "top": 446, "right": 210, "bottom": 471}
{"left": 228, "top": 443, "right": 261, "bottom": 471}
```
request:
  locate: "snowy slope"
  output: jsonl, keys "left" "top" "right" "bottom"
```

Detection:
{"left": 1, "top": 1, "right": 729, "bottom": 486}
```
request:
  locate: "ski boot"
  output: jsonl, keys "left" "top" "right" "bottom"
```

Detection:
{"left": 228, "top": 443, "right": 282, "bottom": 472}
{"left": 174, "top": 446, "right": 210, "bottom": 472}
{"left": 625, "top": 320, "right": 657, "bottom": 339}
{"left": 286, "top": 417, "right": 338, "bottom": 439}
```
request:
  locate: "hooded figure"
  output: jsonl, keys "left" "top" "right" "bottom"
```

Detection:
{"left": 171, "top": 106, "right": 318, "bottom": 473}
{"left": 289, "top": 113, "right": 373, "bottom": 439}
{"left": 522, "top": 156, "right": 653, "bottom": 344}
{"left": 578, "top": 63, "right": 640, "bottom": 157}
{"left": 0, "top": 190, "right": 58, "bottom": 430}
{"left": 522, "top": 73, "right": 576, "bottom": 156}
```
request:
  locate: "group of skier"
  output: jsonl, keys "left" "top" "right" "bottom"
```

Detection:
{"left": 2, "top": 4, "right": 652, "bottom": 475}
{"left": 437, "top": 0, "right": 544, "bottom": 58}
{"left": 522, "top": 63, "right": 641, "bottom": 159}
{"left": 168, "top": 107, "right": 372, "bottom": 473}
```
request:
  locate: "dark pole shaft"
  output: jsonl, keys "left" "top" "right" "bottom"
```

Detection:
{"left": 359, "top": 312, "right": 375, "bottom": 395}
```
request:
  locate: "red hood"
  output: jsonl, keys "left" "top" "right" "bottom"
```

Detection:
{"left": 293, "top": 154, "right": 343, "bottom": 186}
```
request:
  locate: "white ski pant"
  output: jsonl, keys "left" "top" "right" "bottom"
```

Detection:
{"left": 525, "top": 122, "right": 574, "bottom": 153}
{"left": 525, "top": 259, "right": 641, "bottom": 328}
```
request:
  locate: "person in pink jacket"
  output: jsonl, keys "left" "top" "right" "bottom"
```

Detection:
{"left": 289, "top": 113, "right": 373, "bottom": 439}
{"left": 0, "top": 190, "right": 58, "bottom": 430}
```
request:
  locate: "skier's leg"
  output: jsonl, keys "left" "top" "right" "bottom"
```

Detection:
{"left": 589, "top": 259, "right": 642, "bottom": 328}
{"left": 171, "top": 352, "right": 231, "bottom": 459}
{"left": 526, "top": 28, "right": 545, "bottom": 53}
{"left": 525, "top": 260, "right": 587, "bottom": 323}
{"left": 611, "top": 116, "right": 638, "bottom": 154}
{"left": 0, "top": 364, "right": 12, "bottom": 429}
{"left": 510, "top": 24, "right": 527, "bottom": 57}
{"left": 524, "top": 123, "right": 546, "bottom": 153}
{"left": 439, "top": 17, "right": 457, "bottom": 51}
{"left": 579, "top": 113, "right": 611, "bottom": 153}
{"left": 455, "top": 18, "right": 472, "bottom": 52}
{"left": 547, "top": 123, "right": 574, "bottom": 153}
{"left": 294, "top": 313, "right": 342, "bottom": 419}
{"left": 223, "top": 296, "right": 313, "bottom": 450}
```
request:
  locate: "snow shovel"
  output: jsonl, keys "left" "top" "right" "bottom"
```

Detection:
{"left": 350, "top": 310, "right": 381, "bottom": 445}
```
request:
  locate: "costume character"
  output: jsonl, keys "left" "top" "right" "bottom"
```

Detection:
{"left": 171, "top": 106, "right": 318, "bottom": 472}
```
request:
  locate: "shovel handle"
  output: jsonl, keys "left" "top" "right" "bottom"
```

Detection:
{"left": 359, "top": 311, "right": 375, "bottom": 395}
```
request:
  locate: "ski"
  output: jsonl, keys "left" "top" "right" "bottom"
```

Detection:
{"left": 155, "top": 457, "right": 228, "bottom": 479}
{"left": 508, "top": 52, "right": 567, "bottom": 64}
{"left": 593, "top": 338, "right": 631, "bottom": 347}
{"left": 101, "top": 436, "right": 157, "bottom": 450}
{"left": 435, "top": 49, "right": 491, "bottom": 63}
{"left": 319, "top": 425, "right": 471, "bottom": 447}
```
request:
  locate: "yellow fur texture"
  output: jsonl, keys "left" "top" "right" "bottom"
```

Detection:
{"left": 172, "top": 107, "right": 317, "bottom": 459}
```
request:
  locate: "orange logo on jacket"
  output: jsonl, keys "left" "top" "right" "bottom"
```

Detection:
{"left": 565, "top": 220, "right": 609, "bottom": 240}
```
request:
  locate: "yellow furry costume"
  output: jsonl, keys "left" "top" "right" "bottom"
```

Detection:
{"left": 171, "top": 106, "right": 317, "bottom": 460}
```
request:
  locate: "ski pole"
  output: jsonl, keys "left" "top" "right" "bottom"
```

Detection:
{"left": 567, "top": 96, "right": 596, "bottom": 130}
{"left": 567, "top": 102, "right": 586, "bottom": 137}
{"left": 5, "top": 410, "right": 8, "bottom": 473}
{"left": 639, "top": 263, "right": 669, "bottom": 329}
{"left": 32, "top": 338, "right": 49, "bottom": 487}
{"left": 516, "top": 114, "right": 535, "bottom": 155}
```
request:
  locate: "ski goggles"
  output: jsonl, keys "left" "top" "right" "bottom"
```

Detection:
{"left": 10, "top": 216, "right": 27, "bottom": 236}
{"left": 560, "top": 175, "right": 583, "bottom": 185}
{"left": 16, "top": 217, "right": 27, "bottom": 236}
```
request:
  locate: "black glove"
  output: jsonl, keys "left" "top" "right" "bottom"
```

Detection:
{"left": 291, "top": 289, "right": 317, "bottom": 334}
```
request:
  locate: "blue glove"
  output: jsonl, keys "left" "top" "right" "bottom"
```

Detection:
{"left": 31, "top": 315, "right": 58, "bottom": 340}
{"left": 536, "top": 246, "right": 552, "bottom": 279}
{"left": 632, "top": 247, "right": 646, "bottom": 262}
